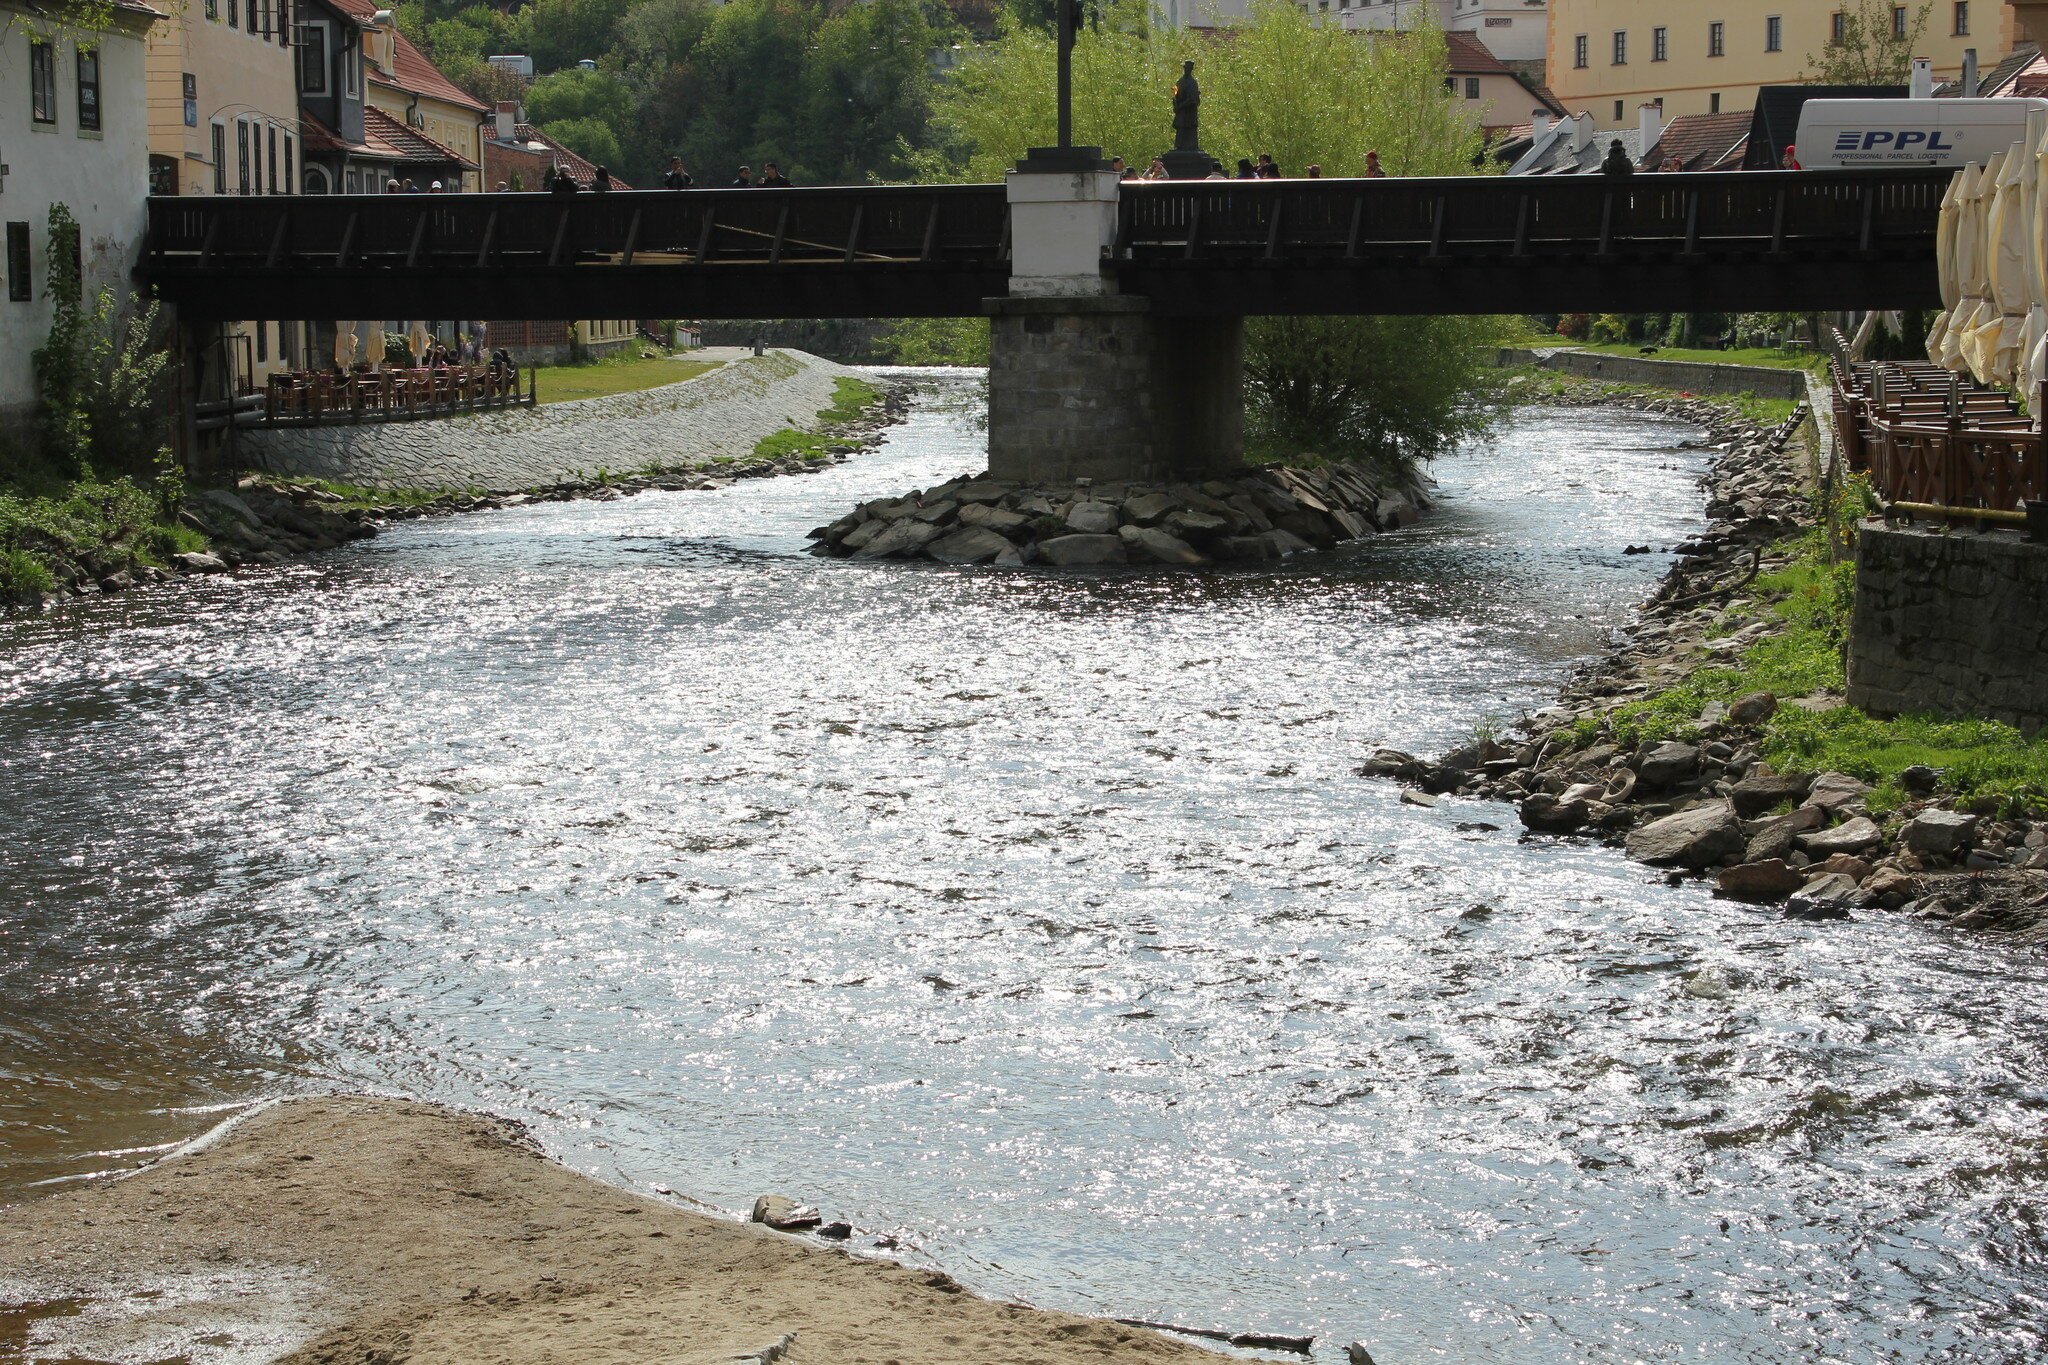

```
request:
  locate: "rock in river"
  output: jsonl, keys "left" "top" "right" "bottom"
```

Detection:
{"left": 1902, "top": 808, "right": 1979, "bottom": 856}
{"left": 1625, "top": 802, "right": 1745, "bottom": 867}
{"left": 1796, "top": 816, "right": 1883, "bottom": 857}
{"left": 1037, "top": 534, "right": 1128, "bottom": 567}
{"left": 1716, "top": 858, "right": 1807, "bottom": 901}
{"left": 1634, "top": 741, "right": 1699, "bottom": 788}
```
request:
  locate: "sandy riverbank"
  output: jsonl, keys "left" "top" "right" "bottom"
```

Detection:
{"left": 0, "top": 1096, "right": 1227, "bottom": 1365}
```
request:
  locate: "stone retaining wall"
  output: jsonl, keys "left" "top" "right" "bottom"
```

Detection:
{"left": 231, "top": 349, "right": 853, "bottom": 492}
{"left": 1847, "top": 522, "right": 2048, "bottom": 734}
{"left": 1499, "top": 348, "right": 1810, "bottom": 400}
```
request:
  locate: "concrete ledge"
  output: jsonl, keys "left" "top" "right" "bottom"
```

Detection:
{"left": 1500, "top": 347, "right": 1809, "bottom": 401}
{"left": 1847, "top": 521, "right": 2048, "bottom": 734}
{"left": 984, "top": 295, "right": 1150, "bottom": 317}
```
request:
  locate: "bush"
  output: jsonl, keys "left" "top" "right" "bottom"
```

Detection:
{"left": 0, "top": 548, "right": 55, "bottom": 600}
{"left": 1555, "top": 313, "right": 1590, "bottom": 341}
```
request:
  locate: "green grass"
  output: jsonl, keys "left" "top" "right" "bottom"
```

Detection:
{"left": 533, "top": 353, "right": 721, "bottom": 405}
{"left": 0, "top": 547, "right": 55, "bottom": 597}
{"left": 1568, "top": 342, "right": 1831, "bottom": 374}
{"left": 1504, "top": 366, "right": 1802, "bottom": 428}
{"left": 0, "top": 473, "right": 199, "bottom": 598}
{"left": 264, "top": 477, "right": 467, "bottom": 511}
{"left": 748, "top": 377, "right": 883, "bottom": 463}
{"left": 1578, "top": 527, "right": 2048, "bottom": 818}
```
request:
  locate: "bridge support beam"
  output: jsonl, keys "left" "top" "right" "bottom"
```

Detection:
{"left": 986, "top": 296, "right": 1243, "bottom": 485}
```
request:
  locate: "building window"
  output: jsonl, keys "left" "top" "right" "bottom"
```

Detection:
{"left": 30, "top": 40, "right": 57, "bottom": 125}
{"left": 267, "top": 126, "right": 279, "bottom": 193}
{"left": 255, "top": 320, "right": 267, "bottom": 363}
{"left": 76, "top": 47, "right": 101, "bottom": 132}
{"left": 1465, "top": 76, "right": 1480, "bottom": 99}
{"left": 205, "top": 0, "right": 217, "bottom": 17}
{"left": 182, "top": 72, "right": 198, "bottom": 127}
{"left": 283, "top": 134, "right": 295, "bottom": 194}
{"left": 299, "top": 23, "right": 328, "bottom": 95}
{"left": 1708, "top": 20, "right": 1725, "bottom": 56}
{"left": 1652, "top": 26, "right": 1667, "bottom": 60}
{"left": 1574, "top": 33, "right": 1588, "bottom": 68}
{"left": 1710, "top": 92, "right": 1722, "bottom": 113}
{"left": 277, "top": 0, "right": 291, "bottom": 47}
{"left": 1613, "top": 99, "right": 1624, "bottom": 121}
{"left": 1612, "top": 30, "right": 1627, "bottom": 64}
{"left": 1954, "top": 1, "right": 1969, "bottom": 34}
{"left": 343, "top": 42, "right": 361, "bottom": 98}
{"left": 211, "top": 122, "right": 227, "bottom": 192}
{"left": 237, "top": 120, "right": 252, "bottom": 194}
{"left": 5, "top": 223, "right": 29, "bottom": 302}
{"left": 1893, "top": 5, "right": 1908, "bottom": 38}
{"left": 303, "top": 163, "right": 330, "bottom": 194}
{"left": 1766, "top": 15, "right": 1782, "bottom": 51}
{"left": 228, "top": 0, "right": 238, "bottom": 29}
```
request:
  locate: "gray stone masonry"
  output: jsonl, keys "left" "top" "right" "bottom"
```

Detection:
{"left": 1498, "top": 348, "right": 1809, "bottom": 401}
{"left": 232, "top": 349, "right": 853, "bottom": 492}
{"left": 986, "top": 296, "right": 1243, "bottom": 484}
{"left": 1847, "top": 522, "right": 2048, "bottom": 734}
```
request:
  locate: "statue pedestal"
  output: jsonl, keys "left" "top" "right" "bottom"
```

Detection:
{"left": 1161, "top": 149, "right": 1212, "bottom": 181}
{"left": 1005, "top": 156, "right": 1121, "bottom": 298}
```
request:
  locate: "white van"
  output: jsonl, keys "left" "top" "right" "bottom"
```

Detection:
{"left": 1795, "top": 98, "right": 2048, "bottom": 169}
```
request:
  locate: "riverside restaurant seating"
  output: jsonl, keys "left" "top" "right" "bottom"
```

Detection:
{"left": 262, "top": 364, "right": 530, "bottom": 424}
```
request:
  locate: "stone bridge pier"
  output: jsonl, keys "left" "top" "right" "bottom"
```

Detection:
{"left": 986, "top": 164, "right": 1243, "bottom": 485}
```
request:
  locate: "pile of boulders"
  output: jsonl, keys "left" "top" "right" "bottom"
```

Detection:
{"left": 1364, "top": 379, "right": 2048, "bottom": 933}
{"left": 809, "top": 462, "right": 1432, "bottom": 567}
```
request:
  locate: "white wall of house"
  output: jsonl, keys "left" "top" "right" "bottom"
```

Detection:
{"left": 0, "top": 6, "right": 156, "bottom": 446}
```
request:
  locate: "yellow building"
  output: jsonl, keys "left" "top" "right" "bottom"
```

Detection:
{"left": 1548, "top": 1, "right": 2025, "bottom": 128}
{"left": 144, "top": 0, "right": 301, "bottom": 384}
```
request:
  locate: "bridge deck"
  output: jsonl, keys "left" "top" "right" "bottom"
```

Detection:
{"left": 143, "top": 170, "right": 1946, "bottom": 321}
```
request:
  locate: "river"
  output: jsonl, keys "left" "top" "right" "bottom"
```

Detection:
{"left": 2, "top": 372, "right": 2044, "bottom": 1363}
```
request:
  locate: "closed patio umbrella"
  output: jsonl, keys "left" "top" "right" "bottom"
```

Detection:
{"left": 2028, "top": 116, "right": 2048, "bottom": 405}
{"left": 1978, "top": 141, "right": 2033, "bottom": 386}
{"left": 333, "top": 320, "right": 358, "bottom": 370}
{"left": 1944, "top": 158, "right": 1994, "bottom": 374}
{"left": 409, "top": 320, "right": 432, "bottom": 364}
{"left": 1926, "top": 170, "right": 1963, "bottom": 363}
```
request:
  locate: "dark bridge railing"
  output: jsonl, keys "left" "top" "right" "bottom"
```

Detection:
{"left": 144, "top": 169, "right": 1946, "bottom": 321}
{"left": 1116, "top": 168, "right": 1948, "bottom": 315}
{"left": 146, "top": 184, "right": 1013, "bottom": 320}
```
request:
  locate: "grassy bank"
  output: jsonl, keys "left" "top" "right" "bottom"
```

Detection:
{"left": 1506, "top": 365, "right": 1802, "bottom": 428}
{"left": 1563, "top": 342, "right": 1830, "bottom": 374}
{"left": 534, "top": 353, "right": 722, "bottom": 405}
{"left": 0, "top": 466, "right": 208, "bottom": 604}
{"left": 746, "top": 377, "right": 883, "bottom": 464}
{"left": 1574, "top": 519, "right": 2048, "bottom": 819}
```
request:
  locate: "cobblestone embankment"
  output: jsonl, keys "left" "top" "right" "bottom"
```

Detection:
{"left": 234, "top": 349, "right": 856, "bottom": 493}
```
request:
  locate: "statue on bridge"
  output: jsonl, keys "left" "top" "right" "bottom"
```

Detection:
{"left": 1162, "top": 60, "right": 1211, "bottom": 180}
{"left": 1171, "top": 61, "right": 1200, "bottom": 153}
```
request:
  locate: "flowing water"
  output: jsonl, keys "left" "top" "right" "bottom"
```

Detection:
{"left": 3, "top": 372, "right": 2045, "bottom": 1363}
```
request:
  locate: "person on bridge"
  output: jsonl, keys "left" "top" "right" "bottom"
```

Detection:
{"left": 1255, "top": 153, "right": 1280, "bottom": 178}
{"left": 1780, "top": 144, "right": 1801, "bottom": 169}
{"left": 663, "top": 157, "right": 693, "bottom": 189}
{"left": 1205, "top": 159, "right": 1228, "bottom": 180}
{"left": 1144, "top": 157, "right": 1168, "bottom": 180}
{"left": 550, "top": 165, "right": 580, "bottom": 195}
{"left": 758, "top": 162, "right": 792, "bottom": 187}
{"left": 1600, "top": 139, "right": 1634, "bottom": 176}
{"left": 1305, "top": 164, "right": 1322, "bottom": 178}
{"left": 732, "top": 165, "right": 754, "bottom": 187}
{"left": 1363, "top": 150, "right": 1386, "bottom": 178}
{"left": 1233, "top": 157, "right": 1256, "bottom": 179}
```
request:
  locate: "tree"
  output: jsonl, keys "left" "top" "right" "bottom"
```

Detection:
{"left": 519, "top": 0, "right": 637, "bottom": 73}
{"left": 800, "top": 0, "right": 957, "bottom": 182}
{"left": 1807, "top": 1, "right": 1932, "bottom": 85}
{"left": 917, "top": 0, "right": 1507, "bottom": 472}
{"left": 541, "top": 115, "right": 623, "bottom": 169}
{"left": 525, "top": 67, "right": 637, "bottom": 131}
{"left": 682, "top": 0, "right": 818, "bottom": 179}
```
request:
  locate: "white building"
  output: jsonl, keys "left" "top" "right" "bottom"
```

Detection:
{"left": 1, "top": 0, "right": 160, "bottom": 451}
{"left": 1160, "top": 0, "right": 1551, "bottom": 63}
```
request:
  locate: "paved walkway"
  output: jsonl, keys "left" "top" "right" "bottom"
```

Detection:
{"left": 235, "top": 349, "right": 856, "bottom": 493}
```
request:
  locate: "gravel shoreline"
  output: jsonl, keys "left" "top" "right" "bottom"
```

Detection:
{"left": 1363, "top": 381, "right": 2048, "bottom": 939}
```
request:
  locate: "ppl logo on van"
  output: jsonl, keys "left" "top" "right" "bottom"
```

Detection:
{"left": 1833, "top": 130, "right": 1957, "bottom": 152}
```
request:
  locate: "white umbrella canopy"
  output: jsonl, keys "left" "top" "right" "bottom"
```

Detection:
{"left": 1978, "top": 144, "right": 2032, "bottom": 386}
{"left": 1927, "top": 169, "right": 1963, "bottom": 363}
{"left": 2028, "top": 116, "right": 2048, "bottom": 403}
{"left": 408, "top": 320, "right": 431, "bottom": 364}
{"left": 333, "top": 320, "right": 358, "bottom": 370}
{"left": 1946, "top": 158, "right": 1995, "bottom": 375}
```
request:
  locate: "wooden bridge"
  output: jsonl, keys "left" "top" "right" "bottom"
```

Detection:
{"left": 144, "top": 168, "right": 1949, "bottom": 322}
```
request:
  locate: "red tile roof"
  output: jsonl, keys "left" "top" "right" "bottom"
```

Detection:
{"left": 324, "top": 0, "right": 489, "bottom": 113}
{"left": 298, "top": 108, "right": 477, "bottom": 169}
{"left": 483, "top": 124, "right": 631, "bottom": 189}
{"left": 1643, "top": 110, "right": 1753, "bottom": 172}
{"left": 1443, "top": 30, "right": 1513, "bottom": 76}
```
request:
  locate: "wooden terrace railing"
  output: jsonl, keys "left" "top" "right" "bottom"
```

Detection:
{"left": 1832, "top": 359, "right": 2047, "bottom": 519}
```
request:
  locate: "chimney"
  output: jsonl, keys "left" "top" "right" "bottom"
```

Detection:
{"left": 494, "top": 101, "right": 516, "bottom": 142}
{"left": 1530, "top": 108, "right": 1551, "bottom": 139}
{"left": 1962, "top": 47, "right": 1979, "bottom": 95}
{"left": 1571, "top": 112, "right": 1594, "bottom": 154}
{"left": 1638, "top": 101, "right": 1663, "bottom": 153}
{"left": 1910, "top": 57, "right": 1934, "bottom": 99}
